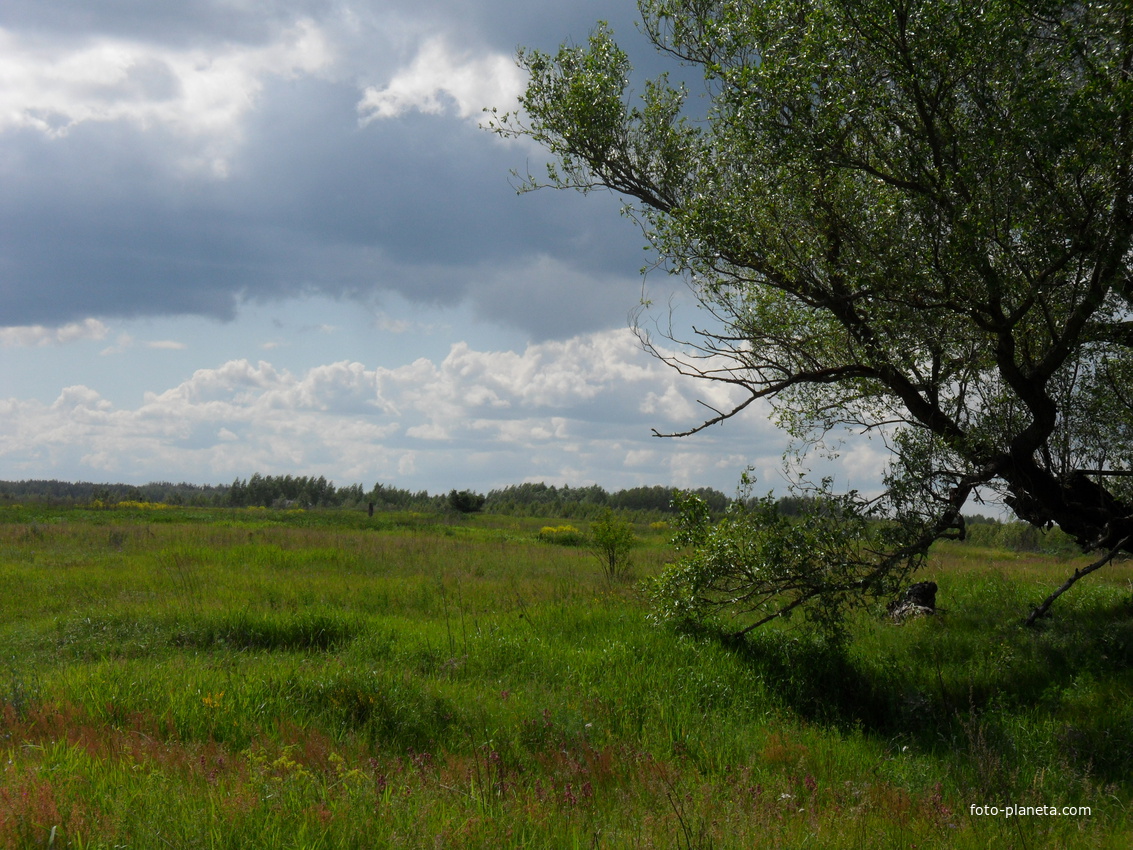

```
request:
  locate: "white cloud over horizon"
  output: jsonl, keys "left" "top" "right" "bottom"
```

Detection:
{"left": 0, "top": 326, "right": 809, "bottom": 493}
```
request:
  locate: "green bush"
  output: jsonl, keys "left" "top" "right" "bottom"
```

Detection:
{"left": 589, "top": 511, "right": 636, "bottom": 582}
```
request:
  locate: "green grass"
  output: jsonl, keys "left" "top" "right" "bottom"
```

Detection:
{"left": 0, "top": 505, "right": 1130, "bottom": 847}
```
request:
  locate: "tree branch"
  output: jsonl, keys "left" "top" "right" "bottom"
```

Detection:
{"left": 1026, "top": 535, "right": 1132, "bottom": 626}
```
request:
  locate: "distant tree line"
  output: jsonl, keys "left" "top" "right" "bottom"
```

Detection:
{"left": 481, "top": 482, "right": 730, "bottom": 518}
{"left": 0, "top": 479, "right": 226, "bottom": 505}
{"left": 230, "top": 477, "right": 733, "bottom": 517}
{"left": 0, "top": 475, "right": 1080, "bottom": 553}
{"left": 0, "top": 475, "right": 729, "bottom": 518}
{"left": 227, "top": 474, "right": 367, "bottom": 509}
{"left": 226, "top": 475, "right": 458, "bottom": 511}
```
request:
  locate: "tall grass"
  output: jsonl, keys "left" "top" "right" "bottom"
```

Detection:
{"left": 0, "top": 505, "right": 1130, "bottom": 847}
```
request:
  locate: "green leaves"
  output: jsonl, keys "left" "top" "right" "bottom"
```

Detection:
{"left": 516, "top": 24, "right": 632, "bottom": 177}
{"left": 653, "top": 485, "right": 910, "bottom": 640}
{"left": 499, "top": 1, "right": 1133, "bottom": 622}
{"left": 493, "top": 22, "right": 697, "bottom": 214}
{"left": 588, "top": 509, "right": 637, "bottom": 583}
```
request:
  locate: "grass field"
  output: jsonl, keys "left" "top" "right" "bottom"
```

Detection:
{"left": 1, "top": 503, "right": 1131, "bottom": 848}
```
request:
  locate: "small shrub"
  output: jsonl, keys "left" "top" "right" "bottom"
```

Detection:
{"left": 589, "top": 511, "right": 636, "bottom": 582}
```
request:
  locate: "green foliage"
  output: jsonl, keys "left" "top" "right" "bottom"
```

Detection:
{"left": 0, "top": 478, "right": 226, "bottom": 506}
{"left": 495, "top": 0, "right": 1133, "bottom": 622}
{"left": 961, "top": 520, "right": 1081, "bottom": 556}
{"left": 484, "top": 481, "right": 729, "bottom": 518}
{"left": 588, "top": 510, "right": 637, "bottom": 582}
{"left": 653, "top": 487, "right": 912, "bottom": 640}
{"left": 229, "top": 472, "right": 369, "bottom": 509}
{"left": 447, "top": 488, "right": 487, "bottom": 514}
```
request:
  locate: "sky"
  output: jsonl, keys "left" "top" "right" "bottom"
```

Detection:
{"left": 0, "top": 0, "right": 888, "bottom": 496}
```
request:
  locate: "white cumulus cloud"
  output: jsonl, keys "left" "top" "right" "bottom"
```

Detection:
{"left": 0, "top": 318, "right": 109, "bottom": 348}
{"left": 0, "top": 329, "right": 849, "bottom": 494}
{"left": 0, "top": 21, "right": 334, "bottom": 174}
{"left": 357, "top": 36, "right": 524, "bottom": 123}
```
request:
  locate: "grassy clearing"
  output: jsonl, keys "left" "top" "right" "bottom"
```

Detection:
{"left": 0, "top": 505, "right": 1130, "bottom": 847}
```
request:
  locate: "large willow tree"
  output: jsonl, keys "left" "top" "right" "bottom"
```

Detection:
{"left": 492, "top": 1, "right": 1133, "bottom": 628}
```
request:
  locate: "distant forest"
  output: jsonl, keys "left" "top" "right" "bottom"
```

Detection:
{"left": 0, "top": 476, "right": 1077, "bottom": 553}
{"left": 0, "top": 476, "right": 731, "bottom": 518}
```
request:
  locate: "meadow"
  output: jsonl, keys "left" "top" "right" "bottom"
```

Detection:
{"left": 0, "top": 502, "right": 1131, "bottom": 848}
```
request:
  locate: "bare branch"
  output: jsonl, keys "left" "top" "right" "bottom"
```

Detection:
{"left": 1026, "top": 536, "right": 1132, "bottom": 626}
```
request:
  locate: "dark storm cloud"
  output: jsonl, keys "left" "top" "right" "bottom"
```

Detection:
{"left": 0, "top": 123, "right": 253, "bottom": 323}
{"left": 4, "top": 0, "right": 645, "bottom": 44}
{"left": 234, "top": 76, "right": 639, "bottom": 270}
{"left": 0, "top": 1, "right": 665, "bottom": 339}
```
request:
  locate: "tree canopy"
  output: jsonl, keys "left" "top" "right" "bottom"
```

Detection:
{"left": 493, "top": 0, "right": 1133, "bottom": 625}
